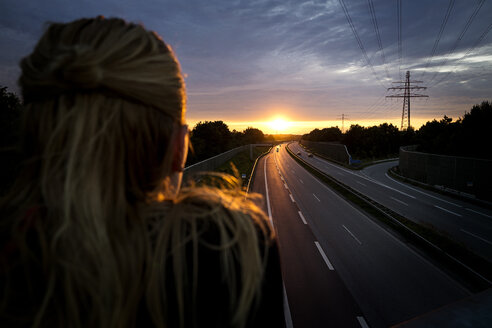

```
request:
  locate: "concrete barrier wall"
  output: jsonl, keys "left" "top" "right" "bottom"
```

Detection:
{"left": 399, "top": 146, "right": 492, "bottom": 201}
{"left": 300, "top": 140, "right": 350, "bottom": 164}
{"left": 184, "top": 145, "right": 249, "bottom": 179}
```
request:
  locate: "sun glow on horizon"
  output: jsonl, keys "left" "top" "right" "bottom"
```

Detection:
{"left": 187, "top": 116, "right": 438, "bottom": 135}
{"left": 268, "top": 117, "right": 291, "bottom": 133}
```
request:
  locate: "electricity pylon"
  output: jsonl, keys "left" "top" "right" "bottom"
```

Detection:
{"left": 338, "top": 114, "right": 348, "bottom": 133}
{"left": 386, "top": 71, "right": 428, "bottom": 130}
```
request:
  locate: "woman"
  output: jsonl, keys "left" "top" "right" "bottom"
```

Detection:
{"left": 0, "top": 17, "right": 284, "bottom": 328}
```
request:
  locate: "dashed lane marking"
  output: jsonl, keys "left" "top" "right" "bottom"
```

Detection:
{"left": 385, "top": 173, "right": 461, "bottom": 207}
{"left": 314, "top": 241, "right": 334, "bottom": 270}
{"left": 466, "top": 208, "right": 492, "bottom": 219}
{"left": 461, "top": 229, "right": 492, "bottom": 246}
{"left": 298, "top": 211, "right": 307, "bottom": 225}
{"left": 435, "top": 205, "right": 462, "bottom": 217}
{"left": 390, "top": 196, "right": 409, "bottom": 206}
{"left": 343, "top": 225, "right": 362, "bottom": 245}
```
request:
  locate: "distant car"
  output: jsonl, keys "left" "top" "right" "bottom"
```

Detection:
{"left": 308, "top": 153, "right": 313, "bottom": 158}
{"left": 297, "top": 152, "right": 301, "bottom": 156}
{"left": 276, "top": 148, "right": 279, "bottom": 152}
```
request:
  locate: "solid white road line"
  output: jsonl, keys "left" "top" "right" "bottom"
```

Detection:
{"left": 314, "top": 241, "right": 334, "bottom": 270}
{"left": 390, "top": 196, "right": 409, "bottom": 206}
{"left": 466, "top": 208, "right": 492, "bottom": 219}
{"left": 385, "top": 173, "right": 462, "bottom": 208}
{"left": 342, "top": 225, "right": 362, "bottom": 245}
{"left": 284, "top": 183, "right": 288, "bottom": 189}
{"left": 264, "top": 157, "right": 274, "bottom": 228}
{"left": 283, "top": 284, "right": 294, "bottom": 328}
{"left": 313, "top": 193, "right": 321, "bottom": 202}
{"left": 357, "top": 316, "right": 370, "bottom": 328}
{"left": 289, "top": 194, "right": 295, "bottom": 203}
{"left": 461, "top": 229, "right": 492, "bottom": 246}
{"left": 298, "top": 211, "right": 307, "bottom": 225}
{"left": 434, "top": 205, "right": 463, "bottom": 217}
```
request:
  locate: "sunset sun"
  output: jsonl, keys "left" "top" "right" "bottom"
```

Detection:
{"left": 268, "top": 117, "right": 291, "bottom": 133}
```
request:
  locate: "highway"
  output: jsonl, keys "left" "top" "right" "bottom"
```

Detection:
{"left": 289, "top": 142, "right": 492, "bottom": 262}
{"left": 251, "top": 144, "right": 470, "bottom": 328}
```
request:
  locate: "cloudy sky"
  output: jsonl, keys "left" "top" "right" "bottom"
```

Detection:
{"left": 1, "top": 0, "right": 491, "bottom": 133}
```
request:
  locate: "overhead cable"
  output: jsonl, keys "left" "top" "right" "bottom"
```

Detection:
{"left": 428, "top": 0, "right": 486, "bottom": 84}
{"left": 338, "top": 0, "right": 388, "bottom": 88}
{"left": 419, "top": 0, "right": 455, "bottom": 81}
{"left": 367, "top": 0, "right": 390, "bottom": 79}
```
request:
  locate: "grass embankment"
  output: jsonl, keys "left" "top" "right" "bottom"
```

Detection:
{"left": 286, "top": 143, "right": 492, "bottom": 292}
{"left": 215, "top": 146, "right": 270, "bottom": 186}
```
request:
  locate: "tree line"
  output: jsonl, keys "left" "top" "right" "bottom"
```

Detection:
{"left": 187, "top": 121, "right": 271, "bottom": 165}
{"left": 415, "top": 101, "right": 491, "bottom": 159}
{"left": 302, "top": 101, "right": 491, "bottom": 160}
{"left": 1, "top": 84, "right": 490, "bottom": 176}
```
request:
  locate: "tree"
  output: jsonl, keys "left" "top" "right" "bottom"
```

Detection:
{"left": 415, "top": 101, "right": 492, "bottom": 159}
{"left": 0, "top": 86, "right": 23, "bottom": 148}
{"left": 302, "top": 127, "right": 342, "bottom": 142}
{"left": 242, "top": 127, "right": 264, "bottom": 144}
{"left": 0, "top": 86, "right": 23, "bottom": 194}
{"left": 460, "top": 101, "right": 492, "bottom": 159}
{"left": 188, "top": 121, "right": 233, "bottom": 164}
{"left": 343, "top": 124, "right": 366, "bottom": 157}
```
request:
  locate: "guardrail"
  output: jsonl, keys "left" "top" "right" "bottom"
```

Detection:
{"left": 246, "top": 146, "right": 273, "bottom": 194}
{"left": 286, "top": 143, "right": 492, "bottom": 291}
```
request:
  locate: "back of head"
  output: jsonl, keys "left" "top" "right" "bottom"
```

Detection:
{"left": 2, "top": 16, "right": 187, "bottom": 328}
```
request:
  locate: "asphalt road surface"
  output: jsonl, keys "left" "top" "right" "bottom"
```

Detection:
{"left": 251, "top": 144, "right": 470, "bottom": 328}
{"left": 289, "top": 142, "right": 492, "bottom": 262}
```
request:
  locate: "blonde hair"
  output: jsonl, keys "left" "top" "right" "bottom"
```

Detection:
{"left": 0, "top": 17, "right": 272, "bottom": 328}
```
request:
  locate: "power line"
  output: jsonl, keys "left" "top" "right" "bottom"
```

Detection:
{"left": 397, "top": 0, "right": 403, "bottom": 80}
{"left": 337, "top": 0, "right": 387, "bottom": 88}
{"left": 367, "top": 0, "right": 390, "bottom": 79}
{"left": 419, "top": 0, "right": 455, "bottom": 81}
{"left": 427, "top": 0, "right": 486, "bottom": 84}
{"left": 355, "top": 94, "right": 387, "bottom": 119}
{"left": 431, "top": 21, "right": 492, "bottom": 87}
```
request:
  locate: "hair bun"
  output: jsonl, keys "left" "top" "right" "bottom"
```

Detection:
{"left": 53, "top": 45, "right": 103, "bottom": 90}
